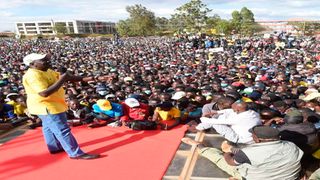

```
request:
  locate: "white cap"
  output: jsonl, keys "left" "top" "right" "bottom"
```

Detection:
{"left": 23, "top": 53, "right": 47, "bottom": 66}
{"left": 124, "top": 77, "right": 133, "bottom": 82}
{"left": 105, "top": 94, "right": 116, "bottom": 99}
{"left": 125, "top": 98, "right": 140, "bottom": 108}
{"left": 171, "top": 91, "right": 186, "bottom": 100}
{"left": 303, "top": 92, "right": 320, "bottom": 101}
{"left": 5, "top": 93, "right": 19, "bottom": 101}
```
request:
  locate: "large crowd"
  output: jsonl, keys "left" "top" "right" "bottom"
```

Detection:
{"left": 1, "top": 33, "right": 320, "bottom": 179}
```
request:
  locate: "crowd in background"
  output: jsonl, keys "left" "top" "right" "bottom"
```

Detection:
{"left": 1, "top": 33, "right": 320, "bottom": 178}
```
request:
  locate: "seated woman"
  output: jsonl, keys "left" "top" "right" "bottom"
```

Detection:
{"left": 152, "top": 101, "right": 181, "bottom": 130}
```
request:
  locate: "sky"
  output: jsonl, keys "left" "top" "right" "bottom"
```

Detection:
{"left": 1, "top": 0, "right": 320, "bottom": 32}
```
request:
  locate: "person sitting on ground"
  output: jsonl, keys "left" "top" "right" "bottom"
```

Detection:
{"left": 277, "top": 110, "right": 318, "bottom": 154}
{"left": 198, "top": 101, "right": 262, "bottom": 144}
{"left": 259, "top": 108, "right": 282, "bottom": 125}
{"left": 0, "top": 100, "right": 17, "bottom": 125}
{"left": 120, "top": 98, "right": 156, "bottom": 130}
{"left": 152, "top": 101, "right": 180, "bottom": 130}
{"left": 15, "top": 96, "right": 42, "bottom": 129}
{"left": 186, "top": 96, "right": 236, "bottom": 133}
{"left": 201, "top": 93, "right": 225, "bottom": 118}
{"left": 180, "top": 101, "right": 202, "bottom": 124}
{"left": 91, "top": 99, "right": 123, "bottom": 128}
{"left": 148, "top": 98, "right": 160, "bottom": 118}
{"left": 181, "top": 125, "right": 303, "bottom": 180}
{"left": 5, "top": 93, "right": 30, "bottom": 126}
{"left": 66, "top": 98, "right": 94, "bottom": 126}
{"left": 5, "top": 93, "right": 25, "bottom": 117}
{"left": 201, "top": 96, "right": 236, "bottom": 118}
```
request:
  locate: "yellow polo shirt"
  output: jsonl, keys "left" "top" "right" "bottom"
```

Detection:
{"left": 155, "top": 107, "right": 181, "bottom": 121}
{"left": 22, "top": 68, "right": 67, "bottom": 115}
{"left": 6, "top": 101, "right": 26, "bottom": 116}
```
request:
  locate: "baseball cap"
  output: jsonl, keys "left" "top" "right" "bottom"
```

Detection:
{"left": 124, "top": 77, "right": 133, "bottom": 82}
{"left": 254, "top": 82, "right": 266, "bottom": 91}
{"left": 125, "top": 98, "right": 140, "bottom": 108}
{"left": 249, "top": 125, "right": 279, "bottom": 139}
{"left": 172, "top": 91, "right": 186, "bottom": 100}
{"left": 303, "top": 92, "right": 320, "bottom": 101}
{"left": 23, "top": 53, "right": 47, "bottom": 66}
{"left": 96, "top": 99, "right": 112, "bottom": 111}
{"left": 283, "top": 110, "right": 303, "bottom": 124}
{"left": 105, "top": 94, "right": 116, "bottom": 99}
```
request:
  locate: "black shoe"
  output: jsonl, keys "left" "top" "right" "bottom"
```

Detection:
{"left": 70, "top": 153, "right": 100, "bottom": 160}
{"left": 50, "top": 149, "right": 65, "bottom": 154}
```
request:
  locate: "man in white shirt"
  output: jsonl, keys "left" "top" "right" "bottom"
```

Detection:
{"left": 197, "top": 102, "right": 262, "bottom": 144}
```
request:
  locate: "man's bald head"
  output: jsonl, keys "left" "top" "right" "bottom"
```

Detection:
{"left": 217, "top": 97, "right": 236, "bottom": 110}
{"left": 232, "top": 101, "right": 247, "bottom": 113}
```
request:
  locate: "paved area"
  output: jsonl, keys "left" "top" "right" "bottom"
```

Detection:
{"left": 164, "top": 132, "right": 229, "bottom": 180}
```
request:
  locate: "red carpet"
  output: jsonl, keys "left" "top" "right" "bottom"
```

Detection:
{"left": 0, "top": 125, "right": 187, "bottom": 180}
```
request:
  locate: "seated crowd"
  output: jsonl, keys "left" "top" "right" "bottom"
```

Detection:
{"left": 0, "top": 35, "right": 320, "bottom": 179}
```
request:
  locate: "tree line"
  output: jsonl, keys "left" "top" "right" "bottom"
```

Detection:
{"left": 53, "top": 0, "right": 319, "bottom": 37}
{"left": 116, "top": 0, "right": 264, "bottom": 37}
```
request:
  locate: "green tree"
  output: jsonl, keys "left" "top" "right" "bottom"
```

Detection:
{"left": 168, "top": 16, "right": 185, "bottom": 33}
{"left": 240, "top": 7, "right": 254, "bottom": 23}
{"left": 155, "top": 17, "right": 172, "bottom": 35}
{"left": 205, "top": 14, "right": 221, "bottom": 30}
{"left": 53, "top": 23, "right": 67, "bottom": 34}
{"left": 116, "top": 20, "right": 132, "bottom": 36}
{"left": 240, "top": 7, "right": 255, "bottom": 35}
{"left": 215, "top": 19, "right": 232, "bottom": 35}
{"left": 171, "top": 0, "right": 211, "bottom": 33}
{"left": 231, "top": 10, "right": 242, "bottom": 33}
{"left": 230, "top": 7, "right": 262, "bottom": 36}
{"left": 125, "top": 4, "right": 156, "bottom": 36}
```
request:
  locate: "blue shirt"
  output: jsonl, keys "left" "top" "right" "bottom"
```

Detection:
{"left": 205, "top": 40, "right": 213, "bottom": 48}
{"left": 92, "top": 102, "right": 123, "bottom": 118}
{"left": 181, "top": 107, "right": 202, "bottom": 119}
{"left": 0, "top": 104, "right": 16, "bottom": 121}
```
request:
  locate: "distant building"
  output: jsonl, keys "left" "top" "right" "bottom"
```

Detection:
{"left": 257, "top": 19, "right": 320, "bottom": 34}
{"left": 0, "top": 31, "right": 15, "bottom": 37}
{"left": 15, "top": 20, "right": 116, "bottom": 36}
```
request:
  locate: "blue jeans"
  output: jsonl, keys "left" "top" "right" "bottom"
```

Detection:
{"left": 38, "top": 112, "right": 84, "bottom": 157}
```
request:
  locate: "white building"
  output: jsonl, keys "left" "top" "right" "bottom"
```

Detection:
{"left": 257, "top": 19, "right": 320, "bottom": 34}
{"left": 16, "top": 20, "right": 116, "bottom": 36}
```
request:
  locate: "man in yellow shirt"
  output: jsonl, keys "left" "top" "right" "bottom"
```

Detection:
{"left": 22, "top": 53, "right": 99, "bottom": 160}
{"left": 152, "top": 101, "right": 181, "bottom": 130}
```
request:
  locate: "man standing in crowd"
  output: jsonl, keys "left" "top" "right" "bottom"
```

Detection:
{"left": 22, "top": 53, "right": 100, "bottom": 160}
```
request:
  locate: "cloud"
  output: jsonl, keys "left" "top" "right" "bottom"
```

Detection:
{"left": 0, "top": 11, "right": 14, "bottom": 17}
{"left": 281, "top": 0, "right": 319, "bottom": 8}
{"left": 0, "top": 0, "right": 47, "bottom": 9}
